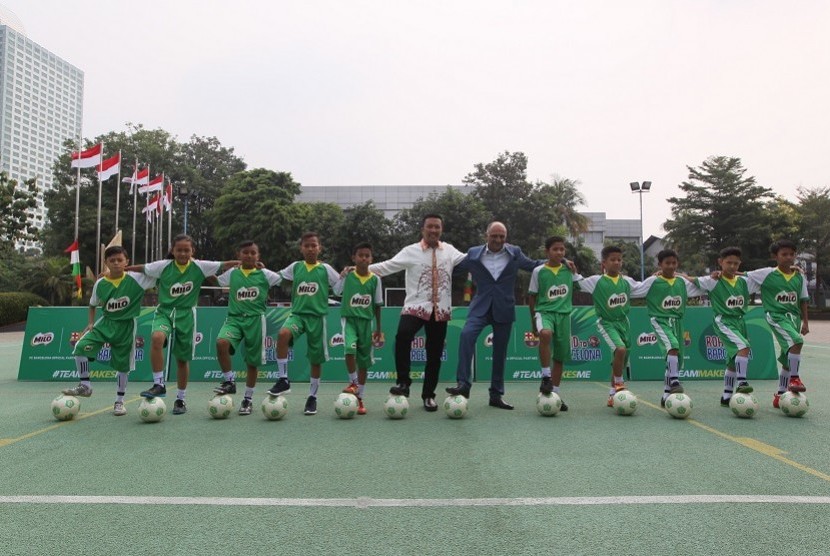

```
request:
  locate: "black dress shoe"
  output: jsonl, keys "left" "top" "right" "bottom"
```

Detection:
{"left": 445, "top": 385, "right": 470, "bottom": 398}
{"left": 489, "top": 397, "right": 514, "bottom": 410}
{"left": 423, "top": 398, "right": 438, "bottom": 412}
{"left": 389, "top": 383, "right": 410, "bottom": 397}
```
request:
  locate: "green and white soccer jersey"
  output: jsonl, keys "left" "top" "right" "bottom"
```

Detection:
{"left": 633, "top": 276, "right": 704, "bottom": 360}
{"left": 73, "top": 272, "right": 156, "bottom": 372}
{"left": 279, "top": 261, "right": 340, "bottom": 316}
{"left": 696, "top": 275, "right": 756, "bottom": 366}
{"left": 216, "top": 267, "right": 282, "bottom": 367}
{"left": 334, "top": 271, "right": 383, "bottom": 369}
{"left": 746, "top": 267, "right": 809, "bottom": 365}
{"left": 528, "top": 264, "right": 579, "bottom": 314}
{"left": 578, "top": 274, "right": 639, "bottom": 352}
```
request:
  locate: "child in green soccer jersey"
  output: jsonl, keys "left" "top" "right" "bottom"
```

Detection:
{"left": 265, "top": 232, "right": 341, "bottom": 416}
{"left": 211, "top": 240, "right": 282, "bottom": 415}
{"left": 334, "top": 242, "right": 383, "bottom": 416}
{"left": 744, "top": 239, "right": 810, "bottom": 408}
{"left": 576, "top": 245, "right": 643, "bottom": 407}
{"left": 128, "top": 234, "right": 238, "bottom": 415}
{"left": 62, "top": 246, "right": 156, "bottom": 416}
{"left": 528, "top": 236, "right": 583, "bottom": 411}
{"left": 690, "top": 247, "right": 756, "bottom": 406}
{"left": 630, "top": 249, "right": 706, "bottom": 407}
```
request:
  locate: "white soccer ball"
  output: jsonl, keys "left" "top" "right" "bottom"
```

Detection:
{"left": 536, "top": 392, "right": 562, "bottom": 416}
{"left": 383, "top": 395, "right": 409, "bottom": 419}
{"left": 51, "top": 394, "right": 81, "bottom": 421}
{"left": 334, "top": 393, "right": 359, "bottom": 419}
{"left": 261, "top": 395, "right": 289, "bottom": 420}
{"left": 612, "top": 390, "right": 638, "bottom": 416}
{"left": 138, "top": 397, "right": 166, "bottom": 423}
{"left": 779, "top": 391, "right": 809, "bottom": 418}
{"left": 208, "top": 395, "right": 234, "bottom": 419}
{"left": 664, "top": 393, "right": 693, "bottom": 419}
{"left": 443, "top": 395, "right": 468, "bottom": 419}
{"left": 729, "top": 393, "right": 759, "bottom": 419}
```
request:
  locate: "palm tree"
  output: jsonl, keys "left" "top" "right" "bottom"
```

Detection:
{"left": 535, "top": 177, "right": 589, "bottom": 239}
{"left": 24, "top": 256, "right": 75, "bottom": 305}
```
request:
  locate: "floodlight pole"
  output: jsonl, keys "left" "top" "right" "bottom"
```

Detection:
{"left": 630, "top": 181, "right": 652, "bottom": 281}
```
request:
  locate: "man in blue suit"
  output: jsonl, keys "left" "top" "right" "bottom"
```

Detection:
{"left": 447, "top": 222, "right": 542, "bottom": 409}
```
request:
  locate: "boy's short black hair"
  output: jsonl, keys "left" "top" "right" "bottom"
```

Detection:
{"left": 719, "top": 246, "right": 742, "bottom": 259}
{"left": 352, "top": 242, "right": 373, "bottom": 255}
{"left": 545, "top": 236, "right": 566, "bottom": 249}
{"left": 300, "top": 232, "right": 319, "bottom": 243}
{"left": 421, "top": 213, "right": 443, "bottom": 226}
{"left": 104, "top": 245, "right": 128, "bottom": 259}
{"left": 657, "top": 248, "right": 679, "bottom": 263}
{"left": 601, "top": 245, "right": 622, "bottom": 260}
{"left": 770, "top": 239, "right": 797, "bottom": 254}
{"left": 237, "top": 239, "right": 257, "bottom": 251}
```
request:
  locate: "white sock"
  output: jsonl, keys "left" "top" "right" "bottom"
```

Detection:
{"left": 309, "top": 377, "right": 320, "bottom": 397}
{"left": 277, "top": 359, "right": 289, "bottom": 378}
{"left": 734, "top": 356, "right": 749, "bottom": 382}
{"left": 75, "top": 356, "right": 90, "bottom": 384}
{"left": 223, "top": 371, "right": 234, "bottom": 382}
{"left": 552, "top": 385, "right": 560, "bottom": 394}
{"left": 245, "top": 386, "right": 254, "bottom": 399}
{"left": 666, "top": 355, "right": 680, "bottom": 381}
{"left": 177, "top": 389, "right": 186, "bottom": 401}
{"left": 152, "top": 371, "right": 164, "bottom": 386}
{"left": 541, "top": 367, "right": 551, "bottom": 378}
{"left": 357, "top": 383, "right": 365, "bottom": 398}
{"left": 348, "top": 372, "right": 358, "bottom": 384}
{"left": 610, "top": 375, "right": 623, "bottom": 395}
{"left": 778, "top": 369, "right": 791, "bottom": 394}
{"left": 787, "top": 353, "right": 801, "bottom": 377}
{"left": 723, "top": 369, "right": 736, "bottom": 396}
{"left": 116, "top": 372, "right": 129, "bottom": 401}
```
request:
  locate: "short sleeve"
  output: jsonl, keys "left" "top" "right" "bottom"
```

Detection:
{"left": 323, "top": 264, "right": 340, "bottom": 287}
{"left": 89, "top": 279, "right": 103, "bottom": 307}
{"left": 577, "top": 275, "right": 600, "bottom": 294}
{"left": 279, "top": 262, "right": 296, "bottom": 282}
{"left": 333, "top": 276, "right": 346, "bottom": 296}
{"left": 373, "top": 277, "right": 384, "bottom": 305}
{"left": 143, "top": 259, "right": 171, "bottom": 279}
{"left": 528, "top": 266, "right": 542, "bottom": 294}
{"left": 216, "top": 269, "right": 233, "bottom": 287}
{"left": 262, "top": 268, "right": 282, "bottom": 287}
{"left": 630, "top": 276, "right": 656, "bottom": 299}
{"left": 695, "top": 276, "right": 717, "bottom": 292}
{"left": 194, "top": 259, "right": 223, "bottom": 277}
{"left": 127, "top": 271, "right": 156, "bottom": 290}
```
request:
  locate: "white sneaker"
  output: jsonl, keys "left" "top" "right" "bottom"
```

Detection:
{"left": 113, "top": 401, "right": 127, "bottom": 416}
{"left": 62, "top": 383, "right": 93, "bottom": 397}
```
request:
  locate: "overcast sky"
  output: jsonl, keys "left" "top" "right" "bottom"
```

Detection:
{"left": 5, "top": 0, "right": 829, "bottom": 238}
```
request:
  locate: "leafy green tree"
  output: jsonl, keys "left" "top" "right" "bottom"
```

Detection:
{"left": 535, "top": 177, "right": 590, "bottom": 239}
{"left": 0, "top": 173, "right": 38, "bottom": 255}
{"left": 23, "top": 256, "right": 76, "bottom": 305}
{"left": 604, "top": 239, "right": 657, "bottom": 278}
{"left": 327, "top": 201, "right": 397, "bottom": 270}
{"left": 664, "top": 156, "right": 778, "bottom": 272}
{"left": 797, "top": 187, "right": 830, "bottom": 293}
{"left": 393, "top": 187, "right": 490, "bottom": 251}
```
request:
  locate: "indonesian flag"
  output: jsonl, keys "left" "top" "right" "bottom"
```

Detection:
{"left": 123, "top": 166, "right": 149, "bottom": 194}
{"left": 143, "top": 195, "right": 160, "bottom": 221}
{"left": 163, "top": 182, "right": 173, "bottom": 212}
{"left": 97, "top": 151, "right": 121, "bottom": 181}
{"left": 463, "top": 272, "right": 473, "bottom": 303}
{"left": 139, "top": 173, "right": 164, "bottom": 195}
{"left": 64, "top": 240, "right": 82, "bottom": 298}
{"left": 70, "top": 144, "right": 103, "bottom": 169}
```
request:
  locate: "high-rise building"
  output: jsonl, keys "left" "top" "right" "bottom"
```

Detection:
{"left": 0, "top": 9, "right": 83, "bottom": 248}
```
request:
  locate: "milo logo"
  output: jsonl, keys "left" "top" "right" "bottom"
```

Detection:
{"left": 725, "top": 295, "right": 745, "bottom": 308}
{"left": 297, "top": 281, "right": 319, "bottom": 296}
{"left": 236, "top": 287, "right": 259, "bottom": 301}
{"left": 484, "top": 333, "right": 494, "bottom": 347}
{"left": 195, "top": 332, "right": 203, "bottom": 345}
{"left": 607, "top": 293, "right": 628, "bottom": 308}
{"left": 349, "top": 293, "right": 372, "bottom": 308}
{"left": 637, "top": 332, "right": 658, "bottom": 346}
{"left": 547, "top": 284, "right": 569, "bottom": 300}
{"left": 170, "top": 281, "right": 194, "bottom": 297}
{"left": 330, "top": 333, "right": 344, "bottom": 347}
{"left": 106, "top": 296, "right": 130, "bottom": 311}
{"left": 31, "top": 332, "right": 55, "bottom": 346}
{"left": 775, "top": 291, "right": 797, "bottom": 304}
{"left": 662, "top": 296, "right": 682, "bottom": 309}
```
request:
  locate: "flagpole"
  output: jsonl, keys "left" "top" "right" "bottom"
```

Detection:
{"left": 114, "top": 149, "right": 122, "bottom": 234}
{"left": 144, "top": 193, "right": 150, "bottom": 263}
{"left": 167, "top": 180, "right": 172, "bottom": 252}
{"left": 74, "top": 135, "right": 82, "bottom": 242}
{"left": 94, "top": 142, "right": 106, "bottom": 276}
{"left": 131, "top": 158, "right": 138, "bottom": 262}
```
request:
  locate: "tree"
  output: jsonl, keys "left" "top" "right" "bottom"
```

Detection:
{"left": 535, "top": 177, "right": 590, "bottom": 239}
{"left": 393, "top": 187, "right": 490, "bottom": 251}
{"left": 0, "top": 173, "right": 38, "bottom": 255}
{"left": 797, "top": 187, "right": 830, "bottom": 293}
{"left": 605, "top": 239, "right": 657, "bottom": 278}
{"left": 663, "top": 156, "right": 778, "bottom": 272}
{"left": 42, "top": 124, "right": 246, "bottom": 263}
{"left": 327, "top": 201, "right": 397, "bottom": 270}
{"left": 23, "top": 256, "right": 76, "bottom": 305}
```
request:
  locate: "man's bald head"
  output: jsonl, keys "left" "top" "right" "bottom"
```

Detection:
{"left": 486, "top": 221, "right": 507, "bottom": 252}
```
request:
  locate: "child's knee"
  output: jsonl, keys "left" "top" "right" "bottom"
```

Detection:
{"left": 151, "top": 331, "right": 166, "bottom": 347}
{"left": 538, "top": 329, "right": 553, "bottom": 342}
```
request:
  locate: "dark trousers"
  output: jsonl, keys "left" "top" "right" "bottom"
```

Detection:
{"left": 456, "top": 308, "right": 512, "bottom": 398}
{"left": 394, "top": 313, "right": 448, "bottom": 400}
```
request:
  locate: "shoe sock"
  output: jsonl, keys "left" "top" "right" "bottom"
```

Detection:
{"left": 777, "top": 368, "right": 790, "bottom": 394}
{"left": 309, "top": 377, "right": 320, "bottom": 397}
{"left": 152, "top": 371, "right": 164, "bottom": 386}
{"left": 348, "top": 372, "right": 357, "bottom": 384}
{"left": 357, "top": 383, "right": 365, "bottom": 397}
{"left": 552, "top": 385, "right": 560, "bottom": 394}
{"left": 734, "top": 355, "right": 749, "bottom": 381}
{"left": 177, "top": 389, "right": 186, "bottom": 401}
{"left": 666, "top": 354, "right": 679, "bottom": 381}
{"left": 541, "top": 367, "right": 551, "bottom": 378}
{"left": 223, "top": 371, "right": 234, "bottom": 382}
{"left": 116, "top": 372, "right": 128, "bottom": 401}
{"left": 787, "top": 352, "right": 801, "bottom": 377}
{"left": 75, "top": 356, "right": 91, "bottom": 385}
{"left": 723, "top": 369, "right": 736, "bottom": 398}
{"left": 245, "top": 386, "right": 255, "bottom": 399}
{"left": 277, "top": 359, "right": 289, "bottom": 378}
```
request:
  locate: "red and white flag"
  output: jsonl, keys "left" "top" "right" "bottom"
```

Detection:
{"left": 143, "top": 194, "right": 160, "bottom": 221}
{"left": 70, "top": 143, "right": 103, "bottom": 169}
{"left": 123, "top": 166, "right": 149, "bottom": 193}
{"left": 139, "top": 173, "right": 164, "bottom": 195}
{"left": 97, "top": 152, "right": 121, "bottom": 181}
{"left": 163, "top": 182, "right": 173, "bottom": 212}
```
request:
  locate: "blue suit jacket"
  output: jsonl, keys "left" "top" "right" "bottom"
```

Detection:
{"left": 456, "top": 244, "right": 541, "bottom": 324}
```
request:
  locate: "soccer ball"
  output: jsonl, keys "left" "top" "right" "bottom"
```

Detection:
{"left": 729, "top": 393, "right": 759, "bottom": 419}
{"left": 334, "top": 393, "right": 359, "bottom": 419}
{"left": 536, "top": 392, "right": 562, "bottom": 416}
{"left": 779, "top": 392, "right": 809, "bottom": 418}
{"left": 612, "top": 390, "right": 638, "bottom": 416}
{"left": 443, "top": 395, "right": 468, "bottom": 419}
{"left": 261, "top": 395, "right": 289, "bottom": 420}
{"left": 51, "top": 395, "right": 80, "bottom": 421}
{"left": 138, "top": 397, "right": 166, "bottom": 423}
{"left": 383, "top": 395, "right": 409, "bottom": 419}
{"left": 664, "top": 393, "right": 693, "bottom": 419}
{"left": 208, "top": 395, "right": 234, "bottom": 419}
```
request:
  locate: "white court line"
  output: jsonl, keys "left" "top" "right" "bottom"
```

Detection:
{"left": 2, "top": 495, "right": 830, "bottom": 508}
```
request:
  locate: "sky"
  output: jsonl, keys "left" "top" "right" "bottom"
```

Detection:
{"left": 5, "top": 0, "right": 829, "bottom": 238}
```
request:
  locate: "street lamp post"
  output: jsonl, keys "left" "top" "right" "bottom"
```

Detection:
{"left": 180, "top": 183, "right": 190, "bottom": 234}
{"left": 630, "top": 181, "right": 652, "bottom": 281}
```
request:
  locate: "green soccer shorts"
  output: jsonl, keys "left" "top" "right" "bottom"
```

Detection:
{"left": 72, "top": 317, "right": 137, "bottom": 373}
{"left": 650, "top": 316, "right": 684, "bottom": 363}
{"left": 282, "top": 313, "right": 328, "bottom": 365}
{"left": 535, "top": 311, "right": 571, "bottom": 363}
{"left": 151, "top": 307, "right": 196, "bottom": 362}
{"left": 765, "top": 311, "right": 803, "bottom": 367}
{"left": 712, "top": 315, "right": 750, "bottom": 368}
{"left": 218, "top": 314, "right": 266, "bottom": 368}
{"left": 342, "top": 317, "right": 374, "bottom": 370}
{"left": 596, "top": 317, "right": 631, "bottom": 360}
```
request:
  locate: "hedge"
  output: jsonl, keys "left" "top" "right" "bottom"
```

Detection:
{"left": 0, "top": 292, "right": 50, "bottom": 327}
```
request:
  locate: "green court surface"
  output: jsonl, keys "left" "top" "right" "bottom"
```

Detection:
{"left": 2, "top": 330, "right": 829, "bottom": 555}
